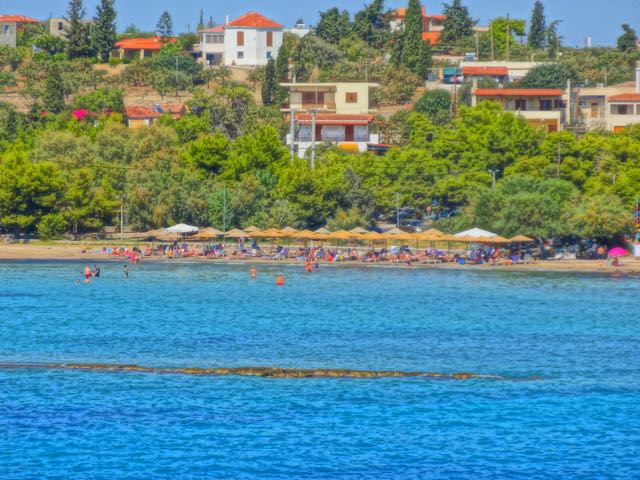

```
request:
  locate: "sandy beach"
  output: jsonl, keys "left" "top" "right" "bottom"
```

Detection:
{"left": 1, "top": 242, "right": 638, "bottom": 274}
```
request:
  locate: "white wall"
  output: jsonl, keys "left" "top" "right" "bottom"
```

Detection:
{"left": 224, "top": 27, "right": 282, "bottom": 66}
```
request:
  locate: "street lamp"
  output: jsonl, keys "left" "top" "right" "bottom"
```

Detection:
{"left": 488, "top": 169, "right": 498, "bottom": 190}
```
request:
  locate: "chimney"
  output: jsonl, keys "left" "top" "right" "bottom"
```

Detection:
{"left": 636, "top": 61, "right": 640, "bottom": 93}
{"left": 225, "top": 14, "right": 230, "bottom": 25}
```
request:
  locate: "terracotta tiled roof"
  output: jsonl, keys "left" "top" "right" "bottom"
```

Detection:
{"left": 426, "top": 15, "right": 446, "bottom": 21}
{"left": 475, "top": 88, "right": 563, "bottom": 97}
{"left": 394, "top": 7, "right": 427, "bottom": 18}
{"left": 158, "top": 103, "right": 186, "bottom": 114}
{"left": 125, "top": 106, "right": 162, "bottom": 119}
{"left": 227, "top": 11, "right": 283, "bottom": 29}
{"left": 0, "top": 14, "right": 40, "bottom": 23}
{"left": 114, "top": 36, "right": 175, "bottom": 51}
{"left": 199, "top": 26, "right": 224, "bottom": 33}
{"left": 462, "top": 66, "right": 508, "bottom": 76}
{"left": 422, "top": 32, "right": 441, "bottom": 45}
{"left": 608, "top": 93, "right": 640, "bottom": 102}
{"left": 291, "top": 113, "right": 375, "bottom": 126}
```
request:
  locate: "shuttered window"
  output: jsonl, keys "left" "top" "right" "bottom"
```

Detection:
{"left": 237, "top": 31, "right": 244, "bottom": 46}
{"left": 267, "top": 31, "right": 273, "bottom": 47}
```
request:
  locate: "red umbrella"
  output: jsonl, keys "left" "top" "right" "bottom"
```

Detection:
{"left": 608, "top": 247, "right": 629, "bottom": 257}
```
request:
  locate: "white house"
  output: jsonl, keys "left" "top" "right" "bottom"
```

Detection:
{"left": 199, "top": 11, "right": 283, "bottom": 67}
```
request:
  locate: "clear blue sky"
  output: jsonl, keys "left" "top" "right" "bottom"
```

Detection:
{"left": 4, "top": 0, "right": 637, "bottom": 46}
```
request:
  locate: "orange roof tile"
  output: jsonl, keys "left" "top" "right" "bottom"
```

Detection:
{"left": 476, "top": 88, "right": 563, "bottom": 97}
{"left": 158, "top": 103, "right": 186, "bottom": 114}
{"left": 0, "top": 14, "right": 40, "bottom": 23}
{"left": 462, "top": 66, "right": 508, "bottom": 76}
{"left": 114, "top": 36, "right": 175, "bottom": 51}
{"left": 291, "top": 113, "right": 375, "bottom": 126}
{"left": 608, "top": 93, "right": 640, "bottom": 102}
{"left": 125, "top": 106, "right": 162, "bottom": 119}
{"left": 422, "top": 32, "right": 441, "bottom": 45}
{"left": 393, "top": 7, "right": 427, "bottom": 19}
{"left": 227, "top": 11, "right": 283, "bottom": 29}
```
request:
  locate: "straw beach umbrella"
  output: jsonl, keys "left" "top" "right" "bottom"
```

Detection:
{"left": 315, "top": 227, "right": 331, "bottom": 235}
{"left": 190, "top": 227, "right": 224, "bottom": 240}
{"left": 225, "top": 228, "right": 249, "bottom": 238}
{"left": 244, "top": 226, "right": 261, "bottom": 233}
{"left": 252, "top": 228, "right": 284, "bottom": 238}
{"left": 350, "top": 227, "right": 369, "bottom": 234}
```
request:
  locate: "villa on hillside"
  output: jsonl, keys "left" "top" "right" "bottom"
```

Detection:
{"left": 113, "top": 36, "right": 176, "bottom": 60}
{"left": 124, "top": 103, "right": 187, "bottom": 129}
{"left": 472, "top": 88, "right": 566, "bottom": 132}
{"left": 281, "top": 82, "right": 380, "bottom": 157}
{"left": 197, "top": 11, "right": 283, "bottom": 66}
{"left": 0, "top": 14, "right": 40, "bottom": 48}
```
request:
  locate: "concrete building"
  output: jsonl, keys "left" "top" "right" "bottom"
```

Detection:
{"left": 0, "top": 14, "right": 40, "bottom": 48}
{"left": 461, "top": 66, "right": 509, "bottom": 85}
{"left": 281, "top": 82, "right": 380, "bottom": 157}
{"left": 460, "top": 61, "right": 548, "bottom": 83}
{"left": 607, "top": 93, "right": 640, "bottom": 132}
{"left": 473, "top": 88, "right": 566, "bottom": 132}
{"left": 47, "top": 17, "right": 93, "bottom": 39}
{"left": 113, "top": 37, "right": 175, "bottom": 60}
{"left": 198, "top": 11, "right": 283, "bottom": 67}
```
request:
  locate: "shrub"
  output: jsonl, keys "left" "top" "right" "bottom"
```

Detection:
{"left": 38, "top": 213, "right": 67, "bottom": 240}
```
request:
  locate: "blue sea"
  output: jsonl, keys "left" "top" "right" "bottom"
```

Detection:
{"left": 1, "top": 260, "right": 639, "bottom": 479}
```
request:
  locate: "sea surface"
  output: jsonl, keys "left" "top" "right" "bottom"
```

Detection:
{"left": 0, "top": 260, "right": 639, "bottom": 479}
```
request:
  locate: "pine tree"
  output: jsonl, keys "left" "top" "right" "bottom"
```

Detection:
{"left": 43, "top": 63, "right": 65, "bottom": 113}
{"left": 416, "top": 40, "right": 432, "bottom": 78}
{"left": 208, "top": 16, "right": 214, "bottom": 28}
{"left": 352, "top": 0, "right": 389, "bottom": 49}
{"left": 92, "top": 0, "right": 117, "bottom": 62}
{"left": 617, "top": 24, "right": 638, "bottom": 52}
{"left": 527, "top": 1, "right": 546, "bottom": 49}
{"left": 402, "top": 0, "right": 424, "bottom": 73}
{"left": 197, "top": 10, "right": 205, "bottom": 31}
{"left": 440, "top": 0, "right": 475, "bottom": 45}
{"left": 315, "top": 8, "right": 351, "bottom": 45}
{"left": 261, "top": 58, "right": 277, "bottom": 106}
{"left": 65, "top": 0, "right": 92, "bottom": 58}
{"left": 156, "top": 11, "right": 173, "bottom": 42}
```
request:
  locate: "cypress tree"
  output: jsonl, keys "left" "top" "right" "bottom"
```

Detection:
{"left": 403, "top": 0, "right": 424, "bottom": 73}
{"left": 440, "top": 0, "right": 475, "bottom": 45}
{"left": 416, "top": 40, "right": 433, "bottom": 79}
{"left": 197, "top": 10, "right": 205, "bottom": 31}
{"left": 92, "top": 0, "right": 117, "bottom": 62}
{"left": 65, "top": 0, "right": 92, "bottom": 58}
{"left": 156, "top": 11, "right": 173, "bottom": 42}
{"left": 527, "top": 1, "right": 547, "bottom": 49}
{"left": 261, "top": 58, "right": 277, "bottom": 106}
{"left": 43, "top": 63, "right": 66, "bottom": 113}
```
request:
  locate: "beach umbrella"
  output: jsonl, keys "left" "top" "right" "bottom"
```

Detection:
{"left": 315, "top": 227, "right": 331, "bottom": 235}
{"left": 293, "top": 230, "right": 318, "bottom": 239}
{"left": 384, "top": 227, "right": 405, "bottom": 235}
{"left": 244, "top": 226, "right": 261, "bottom": 233}
{"left": 327, "top": 230, "right": 358, "bottom": 240}
{"left": 280, "top": 226, "right": 298, "bottom": 234}
{"left": 360, "top": 231, "right": 384, "bottom": 241}
{"left": 142, "top": 228, "right": 164, "bottom": 239}
{"left": 454, "top": 227, "right": 497, "bottom": 238}
{"left": 422, "top": 228, "right": 444, "bottom": 236}
{"left": 252, "top": 228, "right": 284, "bottom": 238}
{"left": 225, "top": 228, "right": 249, "bottom": 238}
{"left": 190, "top": 227, "right": 224, "bottom": 240}
{"left": 510, "top": 235, "right": 534, "bottom": 242}
{"left": 608, "top": 247, "right": 629, "bottom": 257}
{"left": 165, "top": 223, "right": 199, "bottom": 234}
{"left": 350, "top": 227, "right": 369, "bottom": 234}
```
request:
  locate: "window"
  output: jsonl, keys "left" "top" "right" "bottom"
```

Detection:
{"left": 3, "top": 25, "right": 10, "bottom": 35}
{"left": 345, "top": 92, "right": 358, "bottom": 103}
{"left": 58, "top": 22, "right": 64, "bottom": 31}
{"left": 515, "top": 99, "right": 527, "bottom": 111}
{"left": 237, "top": 31, "right": 244, "bottom": 46}
{"left": 237, "top": 51, "right": 244, "bottom": 59}
{"left": 539, "top": 99, "right": 552, "bottom": 111}
{"left": 205, "top": 34, "right": 223, "bottom": 44}
{"left": 554, "top": 99, "right": 565, "bottom": 109}
{"left": 266, "top": 51, "right": 272, "bottom": 59}
{"left": 267, "top": 31, "right": 273, "bottom": 47}
{"left": 302, "top": 91, "right": 324, "bottom": 105}
{"left": 611, "top": 104, "right": 631, "bottom": 115}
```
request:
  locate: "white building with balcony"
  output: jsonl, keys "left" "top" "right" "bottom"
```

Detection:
{"left": 198, "top": 11, "right": 283, "bottom": 67}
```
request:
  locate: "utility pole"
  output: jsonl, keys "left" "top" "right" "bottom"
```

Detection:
{"left": 120, "top": 196, "right": 124, "bottom": 241}
{"left": 310, "top": 109, "right": 317, "bottom": 169}
{"left": 365, "top": 58, "right": 369, "bottom": 82}
{"left": 488, "top": 170, "right": 497, "bottom": 189}
{"left": 556, "top": 144, "right": 562, "bottom": 178}
{"left": 222, "top": 188, "right": 227, "bottom": 233}
{"left": 289, "top": 109, "right": 295, "bottom": 165}
{"left": 395, "top": 192, "right": 400, "bottom": 228}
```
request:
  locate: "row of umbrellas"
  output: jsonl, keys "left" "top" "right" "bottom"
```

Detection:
{"left": 141, "top": 224, "right": 534, "bottom": 245}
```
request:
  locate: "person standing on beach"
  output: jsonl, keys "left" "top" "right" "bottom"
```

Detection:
{"left": 124, "top": 264, "right": 129, "bottom": 279}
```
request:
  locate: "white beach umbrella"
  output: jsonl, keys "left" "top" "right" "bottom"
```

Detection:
{"left": 165, "top": 223, "right": 199, "bottom": 234}
{"left": 454, "top": 227, "right": 497, "bottom": 238}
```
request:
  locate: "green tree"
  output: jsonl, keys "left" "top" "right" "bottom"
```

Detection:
{"left": 617, "top": 24, "right": 638, "bottom": 52}
{"left": 0, "top": 45, "right": 24, "bottom": 71}
{"left": 351, "top": 0, "right": 390, "bottom": 49}
{"left": 37, "top": 213, "right": 68, "bottom": 239}
{"left": 315, "top": 8, "right": 351, "bottom": 44}
{"left": 414, "top": 90, "right": 451, "bottom": 124}
{"left": 261, "top": 58, "right": 278, "bottom": 106}
{"left": 156, "top": 11, "right": 174, "bottom": 42}
{"left": 567, "top": 194, "right": 632, "bottom": 241}
{"left": 43, "top": 63, "right": 66, "bottom": 113}
{"left": 546, "top": 20, "right": 562, "bottom": 58}
{"left": 440, "top": 0, "right": 475, "bottom": 45}
{"left": 92, "top": 0, "right": 117, "bottom": 62}
{"left": 401, "top": 0, "right": 424, "bottom": 75}
{"left": 32, "top": 33, "right": 67, "bottom": 55}
{"left": 72, "top": 87, "right": 125, "bottom": 113}
{"left": 528, "top": 1, "right": 547, "bottom": 50}
{"left": 416, "top": 41, "right": 433, "bottom": 78}
{"left": 65, "top": 0, "right": 93, "bottom": 58}
{"left": 519, "top": 63, "right": 577, "bottom": 89}
{"left": 197, "top": 10, "right": 205, "bottom": 31}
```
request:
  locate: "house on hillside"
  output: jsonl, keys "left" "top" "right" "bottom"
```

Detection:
{"left": 124, "top": 103, "right": 187, "bottom": 128}
{"left": 281, "top": 82, "right": 380, "bottom": 157}
{"left": 473, "top": 88, "right": 566, "bottom": 132}
{"left": 47, "top": 17, "right": 93, "bottom": 39}
{"left": 607, "top": 93, "right": 640, "bottom": 132}
{"left": 460, "top": 61, "right": 547, "bottom": 83}
{"left": 461, "top": 66, "right": 509, "bottom": 85}
{"left": 198, "top": 11, "right": 283, "bottom": 66}
{"left": 0, "top": 14, "right": 40, "bottom": 48}
{"left": 113, "top": 37, "right": 175, "bottom": 60}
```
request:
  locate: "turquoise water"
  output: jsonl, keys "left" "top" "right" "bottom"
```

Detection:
{"left": 1, "top": 261, "right": 639, "bottom": 478}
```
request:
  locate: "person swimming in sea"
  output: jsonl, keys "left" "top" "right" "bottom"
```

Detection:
{"left": 124, "top": 264, "right": 129, "bottom": 278}
{"left": 84, "top": 265, "right": 92, "bottom": 283}
{"left": 93, "top": 265, "right": 100, "bottom": 278}
{"left": 250, "top": 266, "right": 257, "bottom": 279}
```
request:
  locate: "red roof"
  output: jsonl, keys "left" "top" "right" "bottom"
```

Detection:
{"left": 426, "top": 15, "right": 446, "bottom": 21}
{"left": 608, "top": 93, "right": 640, "bottom": 102}
{"left": 394, "top": 7, "right": 427, "bottom": 18}
{"left": 462, "top": 66, "right": 508, "bottom": 76}
{"left": 227, "top": 11, "right": 283, "bottom": 29}
{"left": 114, "top": 36, "right": 175, "bottom": 51}
{"left": 199, "top": 26, "right": 224, "bottom": 33}
{"left": 125, "top": 106, "right": 162, "bottom": 119}
{"left": 475, "top": 88, "right": 563, "bottom": 97}
{"left": 0, "top": 15, "right": 40, "bottom": 23}
{"left": 291, "top": 113, "right": 375, "bottom": 126}
{"left": 422, "top": 32, "right": 441, "bottom": 45}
